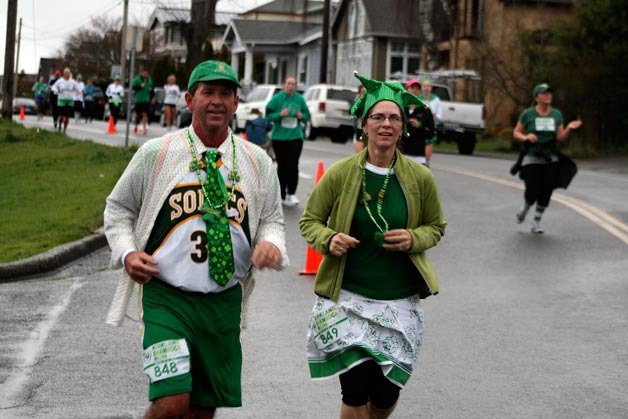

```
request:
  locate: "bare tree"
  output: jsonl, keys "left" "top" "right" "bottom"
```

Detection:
{"left": 185, "top": 0, "right": 218, "bottom": 70}
{"left": 62, "top": 17, "right": 122, "bottom": 80}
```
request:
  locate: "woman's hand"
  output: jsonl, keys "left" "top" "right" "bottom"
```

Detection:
{"left": 329, "top": 233, "right": 360, "bottom": 256}
{"left": 567, "top": 120, "right": 582, "bottom": 130}
{"left": 382, "top": 229, "right": 412, "bottom": 252}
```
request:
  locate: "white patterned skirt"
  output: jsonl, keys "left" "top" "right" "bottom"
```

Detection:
{"left": 305, "top": 288, "right": 425, "bottom": 387}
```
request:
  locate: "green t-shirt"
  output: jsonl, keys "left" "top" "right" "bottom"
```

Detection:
{"left": 33, "top": 82, "right": 48, "bottom": 97}
{"left": 518, "top": 106, "right": 563, "bottom": 156}
{"left": 342, "top": 165, "right": 424, "bottom": 300}
{"left": 265, "top": 91, "right": 310, "bottom": 141}
{"left": 132, "top": 75, "right": 153, "bottom": 103}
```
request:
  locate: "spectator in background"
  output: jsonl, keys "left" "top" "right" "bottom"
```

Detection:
{"left": 419, "top": 79, "right": 442, "bottom": 125}
{"left": 265, "top": 76, "right": 310, "bottom": 206}
{"left": 402, "top": 79, "right": 437, "bottom": 166}
{"left": 48, "top": 69, "right": 61, "bottom": 128}
{"left": 163, "top": 74, "right": 180, "bottom": 130}
{"left": 83, "top": 78, "right": 97, "bottom": 123}
{"left": 132, "top": 69, "right": 153, "bottom": 135}
{"left": 74, "top": 74, "right": 85, "bottom": 123}
{"left": 352, "top": 84, "right": 367, "bottom": 153}
{"left": 106, "top": 75, "right": 124, "bottom": 126}
{"left": 244, "top": 108, "right": 274, "bottom": 160}
{"left": 32, "top": 75, "right": 48, "bottom": 121}
{"left": 51, "top": 68, "right": 79, "bottom": 134}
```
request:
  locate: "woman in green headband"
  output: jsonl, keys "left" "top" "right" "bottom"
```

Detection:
{"left": 300, "top": 73, "right": 447, "bottom": 418}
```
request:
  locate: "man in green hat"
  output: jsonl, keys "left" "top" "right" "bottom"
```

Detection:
{"left": 104, "top": 59, "right": 288, "bottom": 418}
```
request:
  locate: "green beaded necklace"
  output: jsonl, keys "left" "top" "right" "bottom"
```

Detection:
{"left": 185, "top": 129, "right": 241, "bottom": 216}
{"left": 361, "top": 154, "right": 396, "bottom": 246}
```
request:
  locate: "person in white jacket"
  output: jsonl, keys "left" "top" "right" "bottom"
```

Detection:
{"left": 104, "top": 60, "right": 287, "bottom": 418}
{"left": 51, "top": 68, "right": 79, "bottom": 134}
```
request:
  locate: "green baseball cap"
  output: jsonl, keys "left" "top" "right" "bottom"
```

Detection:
{"left": 533, "top": 83, "right": 552, "bottom": 96}
{"left": 187, "top": 60, "right": 240, "bottom": 90}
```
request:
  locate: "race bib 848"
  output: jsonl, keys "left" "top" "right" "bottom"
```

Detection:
{"left": 143, "top": 339, "right": 190, "bottom": 383}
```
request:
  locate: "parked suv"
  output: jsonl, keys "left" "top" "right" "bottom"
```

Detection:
{"left": 303, "top": 84, "right": 357, "bottom": 143}
{"left": 231, "top": 84, "right": 282, "bottom": 132}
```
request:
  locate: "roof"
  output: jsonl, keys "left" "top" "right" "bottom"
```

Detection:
{"left": 332, "top": 0, "right": 421, "bottom": 40}
{"left": 226, "top": 19, "right": 321, "bottom": 44}
{"left": 147, "top": 7, "right": 237, "bottom": 29}
{"left": 245, "top": 0, "right": 326, "bottom": 15}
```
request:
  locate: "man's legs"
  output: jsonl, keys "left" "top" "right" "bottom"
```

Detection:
{"left": 144, "top": 394, "right": 216, "bottom": 419}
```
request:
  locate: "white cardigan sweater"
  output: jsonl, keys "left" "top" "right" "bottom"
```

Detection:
{"left": 104, "top": 127, "right": 288, "bottom": 326}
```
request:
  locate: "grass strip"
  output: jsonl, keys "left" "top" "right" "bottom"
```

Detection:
{"left": 0, "top": 120, "right": 135, "bottom": 263}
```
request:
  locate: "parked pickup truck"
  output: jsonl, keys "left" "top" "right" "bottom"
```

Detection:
{"left": 430, "top": 83, "right": 485, "bottom": 155}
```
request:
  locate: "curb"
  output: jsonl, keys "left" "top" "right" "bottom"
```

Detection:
{"left": 0, "top": 229, "right": 108, "bottom": 283}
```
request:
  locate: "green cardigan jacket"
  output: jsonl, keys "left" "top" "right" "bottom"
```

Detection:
{"left": 299, "top": 149, "right": 446, "bottom": 302}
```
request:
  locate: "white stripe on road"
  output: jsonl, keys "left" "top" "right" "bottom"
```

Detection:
{"left": 434, "top": 164, "right": 628, "bottom": 246}
{"left": 0, "top": 279, "right": 84, "bottom": 409}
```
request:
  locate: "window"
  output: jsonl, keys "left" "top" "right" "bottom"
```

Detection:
{"left": 387, "top": 41, "right": 421, "bottom": 79}
{"left": 347, "top": 0, "right": 365, "bottom": 39}
{"left": 298, "top": 54, "right": 308, "bottom": 85}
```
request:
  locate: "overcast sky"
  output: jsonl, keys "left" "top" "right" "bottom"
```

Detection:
{"left": 0, "top": 0, "right": 269, "bottom": 74}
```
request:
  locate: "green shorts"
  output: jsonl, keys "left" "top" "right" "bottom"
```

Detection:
{"left": 141, "top": 279, "right": 243, "bottom": 407}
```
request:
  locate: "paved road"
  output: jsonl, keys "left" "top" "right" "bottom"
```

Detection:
{"left": 1, "top": 117, "right": 627, "bottom": 418}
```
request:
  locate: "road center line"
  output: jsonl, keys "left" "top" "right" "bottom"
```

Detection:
{"left": 0, "top": 278, "right": 84, "bottom": 409}
{"left": 434, "top": 164, "right": 628, "bottom": 246}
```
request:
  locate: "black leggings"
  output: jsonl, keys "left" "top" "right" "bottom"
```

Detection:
{"left": 339, "top": 360, "right": 401, "bottom": 409}
{"left": 109, "top": 103, "right": 121, "bottom": 125}
{"left": 521, "top": 162, "right": 559, "bottom": 207}
{"left": 271, "top": 139, "right": 303, "bottom": 199}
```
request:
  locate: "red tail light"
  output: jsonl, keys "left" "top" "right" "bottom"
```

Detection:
{"left": 318, "top": 102, "right": 325, "bottom": 112}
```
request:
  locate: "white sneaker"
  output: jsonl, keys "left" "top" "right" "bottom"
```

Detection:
{"left": 283, "top": 194, "right": 299, "bottom": 206}
{"left": 531, "top": 220, "right": 544, "bottom": 234}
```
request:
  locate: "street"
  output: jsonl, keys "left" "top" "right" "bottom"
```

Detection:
{"left": 1, "top": 116, "right": 627, "bottom": 418}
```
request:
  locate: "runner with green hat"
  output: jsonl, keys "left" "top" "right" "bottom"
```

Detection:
{"left": 104, "top": 59, "right": 287, "bottom": 418}
{"left": 301, "top": 72, "right": 446, "bottom": 419}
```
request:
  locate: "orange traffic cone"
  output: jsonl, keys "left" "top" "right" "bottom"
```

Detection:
{"left": 107, "top": 116, "right": 116, "bottom": 134}
{"left": 300, "top": 161, "right": 326, "bottom": 275}
{"left": 19, "top": 106, "right": 25, "bottom": 121}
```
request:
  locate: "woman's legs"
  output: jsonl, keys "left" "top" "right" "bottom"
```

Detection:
{"left": 339, "top": 361, "right": 400, "bottom": 419}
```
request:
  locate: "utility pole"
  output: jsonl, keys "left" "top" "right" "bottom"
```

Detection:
{"left": 13, "top": 17, "right": 22, "bottom": 97}
{"left": 319, "top": 0, "right": 330, "bottom": 83}
{"left": 120, "top": 0, "right": 129, "bottom": 84}
{"left": 2, "top": 0, "right": 18, "bottom": 119}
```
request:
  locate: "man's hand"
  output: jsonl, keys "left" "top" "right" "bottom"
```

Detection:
{"left": 280, "top": 108, "right": 290, "bottom": 117}
{"left": 251, "top": 241, "right": 281, "bottom": 270}
{"left": 329, "top": 233, "right": 360, "bottom": 257}
{"left": 124, "top": 251, "right": 159, "bottom": 284}
{"left": 296, "top": 111, "right": 303, "bottom": 119}
{"left": 567, "top": 120, "right": 582, "bottom": 130}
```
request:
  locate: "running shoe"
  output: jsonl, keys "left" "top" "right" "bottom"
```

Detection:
{"left": 283, "top": 195, "right": 299, "bottom": 206}
{"left": 531, "top": 220, "right": 544, "bottom": 234}
{"left": 516, "top": 209, "right": 526, "bottom": 224}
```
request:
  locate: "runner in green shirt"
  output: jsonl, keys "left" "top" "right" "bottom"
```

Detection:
{"left": 513, "top": 83, "right": 582, "bottom": 233}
